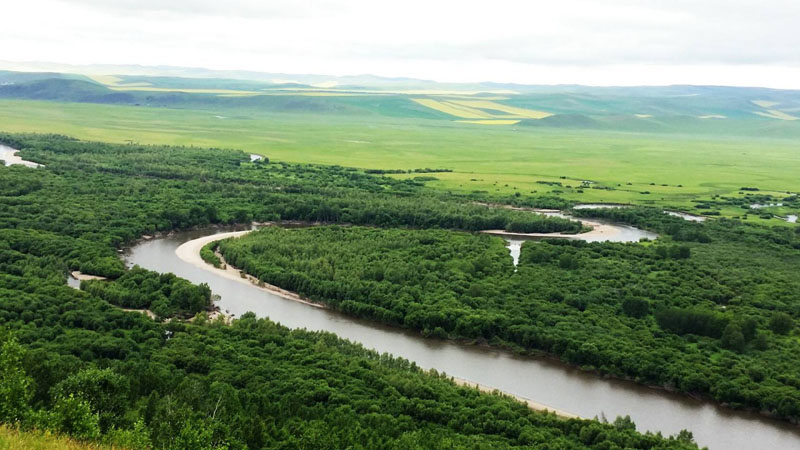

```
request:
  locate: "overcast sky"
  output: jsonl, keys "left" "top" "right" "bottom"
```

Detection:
{"left": 3, "top": 0, "right": 800, "bottom": 88}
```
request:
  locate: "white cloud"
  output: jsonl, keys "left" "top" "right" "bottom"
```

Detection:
{"left": 1, "top": 0, "right": 799, "bottom": 87}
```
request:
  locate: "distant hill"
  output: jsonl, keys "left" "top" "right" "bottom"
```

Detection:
{"left": 0, "top": 77, "right": 135, "bottom": 103}
{"left": 518, "top": 114, "right": 601, "bottom": 128}
{"left": 2, "top": 66, "right": 800, "bottom": 136}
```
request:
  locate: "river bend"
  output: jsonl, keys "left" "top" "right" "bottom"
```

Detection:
{"left": 125, "top": 226, "right": 800, "bottom": 450}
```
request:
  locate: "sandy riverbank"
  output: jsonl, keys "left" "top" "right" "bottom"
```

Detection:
{"left": 174, "top": 230, "right": 325, "bottom": 310}
{"left": 0, "top": 144, "right": 42, "bottom": 168}
{"left": 70, "top": 271, "right": 107, "bottom": 281}
{"left": 451, "top": 376, "right": 581, "bottom": 419}
{"left": 120, "top": 308, "right": 156, "bottom": 319}
{"left": 482, "top": 218, "right": 621, "bottom": 241}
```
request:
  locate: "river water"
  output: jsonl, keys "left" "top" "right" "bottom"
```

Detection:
{"left": 126, "top": 226, "right": 800, "bottom": 450}
{"left": 501, "top": 208, "right": 659, "bottom": 266}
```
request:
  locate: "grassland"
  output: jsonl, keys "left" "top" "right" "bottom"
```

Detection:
{"left": 0, "top": 98, "right": 798, "bottom": 222}
{"left": 0, "top": 426, "right": 108, "bottom": 450}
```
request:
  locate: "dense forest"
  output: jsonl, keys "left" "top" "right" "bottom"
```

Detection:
{"left": 81, "top": 267, "right": 213, "bottom": 320}
{"left": 215, "top": 214, "right": 800, "bottom": 421}
{"left": 0, "top": 133, "right": 698, "bottom": 448}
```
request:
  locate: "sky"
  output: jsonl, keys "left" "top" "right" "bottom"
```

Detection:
{"left": 2, "top": 0, "right": 800, "bottom": 88}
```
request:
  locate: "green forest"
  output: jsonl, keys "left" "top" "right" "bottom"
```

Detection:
{"left": 0, "top": 133, "right": 701, "bottom": 448}
{"left": 214, "top": 212, "right": 800, "bottom": 421}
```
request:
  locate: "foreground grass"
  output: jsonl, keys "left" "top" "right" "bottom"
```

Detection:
{"left": 0, "top": 426, "right": 110, "bottom": 450}
{"left": 1, "top": 99, "right": 799, "bottom": 220}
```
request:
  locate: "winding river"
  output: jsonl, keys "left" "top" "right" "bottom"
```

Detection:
{"left": 6, "top": 139, "right": 797, "bottom": 446}
{"left": 488, "top": 208, "right": 659, "bottom": 266}
{"left": 126, "top": 225, "right": 800, "bottom": 450}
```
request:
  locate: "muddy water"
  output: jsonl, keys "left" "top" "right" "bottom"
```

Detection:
{"left": 127, "top": 227, "right": 800, "bottom": 450}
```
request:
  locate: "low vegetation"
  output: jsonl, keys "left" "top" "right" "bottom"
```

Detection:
{"left": 0, "top": 425, "right": 111, "bottom": 450}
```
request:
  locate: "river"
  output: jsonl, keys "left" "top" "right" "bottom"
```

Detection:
{"left": 491, "top": 207, "right": 660, "bottom": 266}
{"left": 126, "top": 225, "right": 800, "bottom": 450}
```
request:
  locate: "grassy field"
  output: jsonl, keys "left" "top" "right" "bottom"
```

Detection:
{"left": 1, "top": 99, "right": 798, "bottom": 220}
{"left": 0, "top": 426, "right": 108, "bottom": 450}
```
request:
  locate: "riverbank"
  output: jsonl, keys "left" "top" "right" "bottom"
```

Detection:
{"left": 483, "top": 217, "right": 623, "bottom": 241}
{"left": 450, "top": 376, "right": 582, "bottom": 419}
{"left": 0, "top": 143, "right": 42, "bottom": 168}
{"left": 476, "top": 202, "right": 658, "bottom": 242}
{"left": 70, "top": 271, "right": 107, "bottom": 281}
{"left": 174, "top": 230, "right": 326, "bottom": 312}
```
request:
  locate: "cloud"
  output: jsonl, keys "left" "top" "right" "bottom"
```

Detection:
{"left": 2, "top": 0, "right": 800, "bottom": 87}
{"left": 57, "top": 0, "right": 342, "bottom": 19}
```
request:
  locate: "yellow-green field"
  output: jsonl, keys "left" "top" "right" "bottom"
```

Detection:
{"left": 457, "top": 119, "right": 521, "bottom": 125}
{"left": 411, "top": 98, "right": 551, "bottom": 121}
{"left": 447, "top": 100, "right": 552, "bottom": 119}
{"left": 755, "top": 110, "right": 799, "bottom": 121}
{"left": 750, "top": 100, "right": 799, "bottom": 121}
{"left": 412, "top": 98, "right": 494, "bottom": 119}
{"left": 0, "top": 426, "right": 109, "bottom": 450}
{"left": 1, "top": 99, "right": 799, "bottom": 222}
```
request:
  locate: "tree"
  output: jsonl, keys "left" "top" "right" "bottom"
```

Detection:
{"left": 0, "top": 335, "right": 33, "bottom": 423}
{"left": 739, "top": 317, "right": 758, "bottom": 342}
{"left": 52, "top": 367, "right": 128, "bottom": 431}
{"left": 669, "top": 245, "right": 691, "bottom": 259}
{"left": 613, "top": 415, "right": 636, "bottom": 432}
{"left": 558, "top": 253, "right": 579, "bottom": 270}
{"left": 769, "top": 312, "right": 794, "bottom": 335}
{"left": 173, "top": 417, "right": 229, "bottom": 450}
{"left": 721, "top": 323, "right": 746, "bottom": 352}
{"left": 621, "top": 297, "right": 650, "bottom": 318}
{"left": 52, "top": 394, "right": 100, "bottom": 440}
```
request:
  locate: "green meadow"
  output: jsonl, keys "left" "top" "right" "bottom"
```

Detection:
{"left": 1, "top": 98, "right": 799, "bottom": 219}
